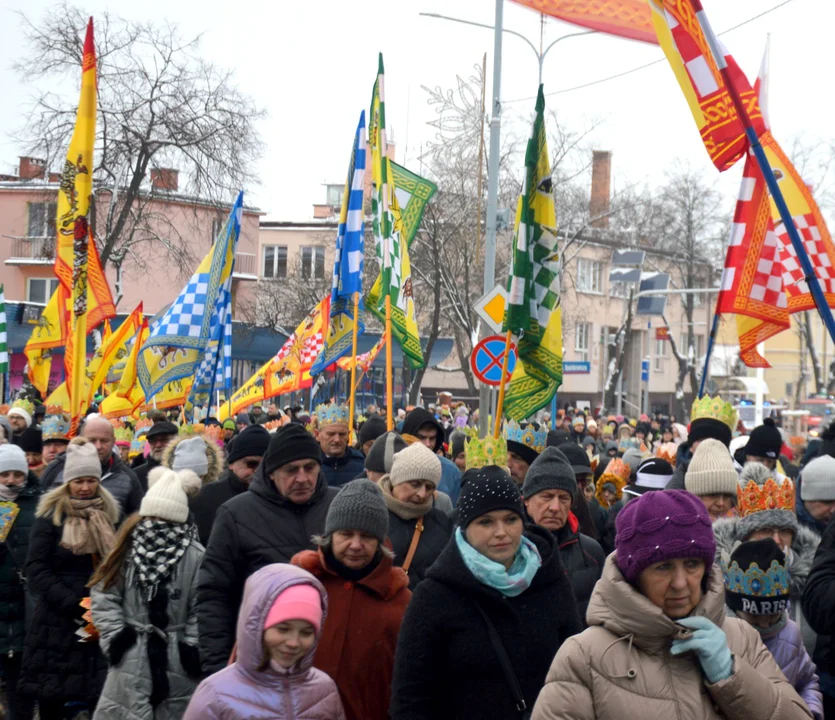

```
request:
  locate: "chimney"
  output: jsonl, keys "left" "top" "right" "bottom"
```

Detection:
{"left": 589, "top": 150, "right": 612, "bottom": 229}
{"left": 150, "top": 167, "right": 179, "bottom": 192}
{"left": 19, "top": 156, "right": 46, "bottom": 180}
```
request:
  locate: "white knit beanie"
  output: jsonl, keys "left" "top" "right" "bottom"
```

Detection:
{"left": 172, "top": 436, "right": 209, "bottom": 478}
{"left": 140, "top": 467, "right": 202, "bottom": 523}
{"left": 64, "top": 438, "right": 102, "bottom": 482}
{"left": 389, "top": 442, "right": 442, "bottom": 487}
{"left": 801, "top": 455, "right": 835, "bottom": 501}
{"left": 7, "top": 407, "right": 31, "bottom": 428}
{"left": 685, "top": 438, "right": 738, "bottom": 496}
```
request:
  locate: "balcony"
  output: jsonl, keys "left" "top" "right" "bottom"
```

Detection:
{"left": 233, "top": 252, "right": 257, "bottom": 280}
{"left": 5, "top": 236, "right": 54, "bottom": 265}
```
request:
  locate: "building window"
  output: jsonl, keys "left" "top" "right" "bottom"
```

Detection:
{"left": 575, "top": 322, "right": 591, "bottom": 362}
{"left": 326, "top": 184, "right": 343, "bottom": 208}
{"left": 262, "top": 245, "right": 288, "bottom": 279}
{"left": 576, "top": 258, "right": 603, "bottom": 294}
{"left": 301, "top": 246, "right": 325, "bottom": 279}
{"left": 679, "top": 333, "right": 704, "bottom": 360}
{"left": 28, "top": 202, "right": 57, "bottom": 237}
{"left": 609, "top": 280, "right": 632, "bottom": 299}
{"left": 654, "top": 337, "right": 667, "bottom": 372}
{"left": 26, "top": 277, "right": 60, "bottom": 305}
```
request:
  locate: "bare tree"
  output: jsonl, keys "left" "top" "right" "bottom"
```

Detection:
{"left": 13, "top": 4, "right": 264, "bottom": 289}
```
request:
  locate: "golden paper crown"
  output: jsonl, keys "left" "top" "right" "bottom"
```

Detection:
{"left": 179, "top": 423, "right": 204, "bottom": 436}
{"left": 134, "top": 418, "right": 153, "bottom": 434}
{"left": 464, "top": 427, "right": 508, "bottom": 470}
{"left": 738, "top": 477, "right": 795, "bottom": 518}
{"left": 114, "top": 426, "right": 133, "bottom": 444}
{"left": 203, "top": 425, "right": 223, "bottom": 442}
{"left": 655, "top": 446, "right": 678, "bottom": 465}
{"left": 316, "top": 402, "right": 350, "bottom": 428}
{"left": 690, "top": 394, "right": 738, "bottom": 431}
{"left": 10, "top": 399, "right": 35, "bottom": 416}
{"left": 504, "top": 420, "right": 546, "bottom": 454}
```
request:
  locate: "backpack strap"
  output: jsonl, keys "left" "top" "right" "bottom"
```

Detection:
{"left": 401, "top": 517, "right": 424, "bottom": 574}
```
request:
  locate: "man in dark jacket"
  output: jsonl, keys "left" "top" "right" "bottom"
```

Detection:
{"left": 133, "top": 421, "right": 178, "bottom": 493}
{"left": 39, "top": 416, "right": 143, "bottom": 516}
{"left": 802, "top": 513, "right": 835, "bottom": 716}
{"left": 189, "top": 425, "right": 270, "bottom": 545}
{"left": 559, "top": 442, "right": 607, "bottom": 543}
{"left": 197, "top": 424, "right": 338, "bottom": 673}
{"left": 665, "top": 400, "right": 735, "bottom": 491}
{"left": 523, "top": 447, "right": 605, "bottom": 623}
{"left": 401, "top": 407, "right": 462, "bottom": 504}
{"left": 797, "top": 455, "right": 835, "bottom": 535}
{"left": 315, "top": 402, "right": 365, "bottom": 487}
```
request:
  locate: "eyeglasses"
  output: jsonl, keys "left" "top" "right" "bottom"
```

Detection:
{"left": 244, "top": 459, "right": 261, "bottom": 470}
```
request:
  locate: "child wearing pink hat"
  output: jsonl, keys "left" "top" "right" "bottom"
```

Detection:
{"left": 185, "top": 564, "right": 345, "bottom": 719}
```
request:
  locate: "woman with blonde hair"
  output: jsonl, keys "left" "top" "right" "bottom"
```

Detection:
{"left": 91, "top": 466, "right": 205, "bottom": 719}
{"left": 20, "top": 437, "right": 119, "bottom": 717}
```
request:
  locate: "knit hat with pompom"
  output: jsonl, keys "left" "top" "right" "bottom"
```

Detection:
{"left": 140, "top": 466, "right": 202, "bottom": 523}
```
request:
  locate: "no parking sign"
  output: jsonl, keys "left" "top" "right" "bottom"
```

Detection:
{"left": 470, "top": 336, "right": 517, "bottom": 387}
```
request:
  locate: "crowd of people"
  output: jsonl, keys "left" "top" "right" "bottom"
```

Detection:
{"left": 0, "top": 392, "right": 833, "bottom": 718}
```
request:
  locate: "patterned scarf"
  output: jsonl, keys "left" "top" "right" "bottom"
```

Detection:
{"left": 454, "top": 527, "right": 542, "bottom": 597}
{"left": 61, "top": 497, "right": 116, "bottom": 557}
{"left": 130, "top": 518, "right": 194, "bottom": 602}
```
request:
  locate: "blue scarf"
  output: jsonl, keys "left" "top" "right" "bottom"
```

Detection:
{"left": 455, "top": 527, "right": 542, "bottom": 597}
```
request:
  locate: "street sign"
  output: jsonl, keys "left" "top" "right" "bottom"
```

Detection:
{"left": 563, "top": 361, "right": 591, "bottom": 374}
{"left": 470, "top": 335, "right": 517, "bottom": 387}
{"left": 636, "top": 272, "right": 670, "bottom": 316}
{"left": 474, "top": 284, "right": 508, "bottom": 335}
{"left": 641, "top": 359, "right": 650, "bottom": 383}
{"left": 655, "top": 326, "right": 670, "bottom": 341}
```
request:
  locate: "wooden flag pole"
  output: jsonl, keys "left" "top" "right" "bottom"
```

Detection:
{"left": 348, "top": 292, "right": 361, "bottom": 433}
{"left": 493, "top": 329, "right": 513, "bottom": 438}
{"left": 385, "top": 295, "right": 394, "bottom": 430}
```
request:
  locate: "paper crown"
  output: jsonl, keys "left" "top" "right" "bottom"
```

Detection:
{"left": 738, "top": 477, "right": 795, "bottom": 518}
{"left": 179, "top": 423, "right": 204, "bottom": 436}
{"left": 691, "top": 394, "right": 738, "bottom": 431}
{"left": 655, "top": 445, "right": 678, "bottom": 466}
{"left": 113, "top": 426, "right": 134, "bottom": 445}
{"left": 464, "top": 427, "right": 508, "bottom": 470}
{"left": 316, "top": 402, "right": 350, "bottom": 427}
{"left": 134, "top": 418, "right": 153, "bottom": 434}
{"left": 722, "top": 558, "right": 790, "bottom": 600}
{"left": 42, "top": 410, "right": 71, "bottom": 442}
{"left": 9, "top": 399, "right": 35, "bottom": 416}
{"left": 504, "top": 420, "right": 546, "bottom": 454}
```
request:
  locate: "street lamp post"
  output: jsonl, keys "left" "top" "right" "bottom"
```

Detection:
{"left": 421, "top": 5, "right": 593, "bottom": 433}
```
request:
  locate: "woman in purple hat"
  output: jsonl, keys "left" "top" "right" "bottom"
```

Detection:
{"left": 532, "top": 489, "right": 813, "bottom": 720}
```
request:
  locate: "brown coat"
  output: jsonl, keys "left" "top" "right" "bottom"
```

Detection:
{"left": 533, "top": 555, "right": 813, "bottom": 720}
{"left": 291, "top": 547, "right": 411, "bottom": 720}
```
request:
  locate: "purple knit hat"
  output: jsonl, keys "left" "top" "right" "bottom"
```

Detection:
{"left": 615, "top": 489, "right": 716, "bottom": 584}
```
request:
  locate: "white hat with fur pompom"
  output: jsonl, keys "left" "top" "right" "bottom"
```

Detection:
{"left": 140, "top": 466, "right": 202, "bottom": 523}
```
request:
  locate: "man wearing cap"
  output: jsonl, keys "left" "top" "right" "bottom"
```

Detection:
{"left": 797, "top": 454, "right": 835, "bottom": 534}
{"left": 197, "top": 423, "right": 339, "bottom": 674}
{"left": 401, "top": 407, "right": 462, "bottom": 504}
{"left": 315, "top": 403, "right": 366, "bottom": 488}
{"left": 40, "top": 411, "right": 70, "bottom": 466}
{"left": 745, "top": 418, "right": 784, "bottom": 471}
{"left": 559, "top": 442, "right": 608, "bottom": 543}
{"left": 134, "top": 420, "right": 178, "bottom": 494}
{"left": 189, "top": 425, "right": 271, "bottom": 545}
{"left": 19, "top": 427, "right": 45, "bottom": 478}
{"left": 221, "top": 419, "right": 236, "bottom": 447}
{"left": 357, "top": 415, "right": 387, "bottom": 457}
{"left": 523, "top": 447, "right": 605, "bottom": 623}
{"left": 505, "top": 422, "right": 545, "bottom": 488}
{"left": 235, "top": 412, "right": 251, "bottom": 432}
{"left": 624, "top": 457, "right": 675, "bottom": 501}
{"left": 6, "top": 405, "right": 32, "bottom": 446}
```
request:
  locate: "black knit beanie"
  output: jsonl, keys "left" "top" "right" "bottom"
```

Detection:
{"left": 264, "top": 424, "right": 322, "bottom": 476}
{"left": 688, "top": 418, "right": 732, "bottom": 447}
{"left": 227, "top": 425, "right": 271, "bottom": 465}
{"left": 358, "top": 415, "right": 387, "bottom": 449}
{"left": 522, "top": 447, "right": 577, "bottom": 500}
{"left": 745, "top": 418, "right": 783, "bottom": 460}
{"left": 558, "top": 442, "right": 592, "bottom": 476}
{"left": 364, "top": 431, "right": 408, "bottom": 473}
{"left": 458, "top": 465, "right": 525, "bottom": 528}
{"left": 507, "top": 439, "right": 540, "bottom": 466}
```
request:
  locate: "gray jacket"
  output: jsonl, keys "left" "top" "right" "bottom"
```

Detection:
{"left": 91, "top": 541, "right": 204, "bottom": 720}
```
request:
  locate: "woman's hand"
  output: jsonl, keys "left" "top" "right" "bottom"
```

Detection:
{"left": 670, "top": 616, "right": 733, "bottom": 683}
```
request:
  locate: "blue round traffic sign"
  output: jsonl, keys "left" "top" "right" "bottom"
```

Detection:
{"left": 470, "top": 335, "right": 517, "bottom": 386}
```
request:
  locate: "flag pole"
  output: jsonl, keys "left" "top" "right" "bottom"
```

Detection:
{"left": 385, "top": 295, "right": 394, "bottom": 430}
{"left": 493, "top": 330, "right": 513, "bottom": 438}
{"left": 693, "top": 0, "right": 835, "bottom": 349}
{"left": 348, "top": 292, "right": 361, "bottom": 432}
{"left": 698, "top": 310, "right": 721, "bottom": 398}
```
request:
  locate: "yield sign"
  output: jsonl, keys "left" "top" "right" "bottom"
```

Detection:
{"left": 470, "top": 335, "right": 517, "bottom": 387}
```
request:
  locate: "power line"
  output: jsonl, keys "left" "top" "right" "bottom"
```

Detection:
{"left": 504, "top": 0, "right": 796, "bottom": 104}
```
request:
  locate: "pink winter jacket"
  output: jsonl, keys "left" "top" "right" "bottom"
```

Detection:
{"left": 184, "top": 564, "right": 346, "bottom": 720}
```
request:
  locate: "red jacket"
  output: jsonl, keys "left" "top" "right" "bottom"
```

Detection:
{"left": 291, "top": 548, "right": 411, "bottom": 720}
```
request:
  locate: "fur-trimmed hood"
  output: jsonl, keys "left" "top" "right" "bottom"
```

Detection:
{"left": 713, "top": 516, "right": 820, "bottom": 598}
{"left": 35, "top": 482, "right": 120, "bottom": 527}
{"left": 161, "top": 433, "right": 224, "bottom": 484}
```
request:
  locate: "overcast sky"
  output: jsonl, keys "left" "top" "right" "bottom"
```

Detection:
{"left": 0, "top": 0, "right": 830, "bottom": 221}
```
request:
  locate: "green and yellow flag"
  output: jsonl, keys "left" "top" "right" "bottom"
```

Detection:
{"left": 502, "top": 85, "right": 562, "bottom": 420}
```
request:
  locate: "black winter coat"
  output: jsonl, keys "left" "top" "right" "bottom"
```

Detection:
{"left": 391, "top": 525, "right": 583, "bottom": 720}
{"left": 133, "top": 456, "right": 161, "bottom": 494}
{"left": 0, "top": 473, "right": 41, "bottom": 657}
{"left": 320, "top": 447, "right": 366, "bottom": 487}
{"left": 388, "top": 507, "right": 452, "bottom": 589}
{"left": 188, "top": 468, "right": 249, "bottom": 546}
{"left": 197, "top": 466, "right": 338, "bottom": 673}
{"left": 802, "top": 515, "right": 835, "bottom": 686}
{"left": 555, "top": 517, "right": 605, "bottom": 624}
{"left": 20, "top": 515, "right": 107, "bottom": 702}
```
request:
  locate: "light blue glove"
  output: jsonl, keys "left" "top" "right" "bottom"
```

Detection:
{"left": 669, "top": 616, "right": 733, "bottom": 683}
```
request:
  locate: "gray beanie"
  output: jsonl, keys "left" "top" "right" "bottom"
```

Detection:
{"left": 172, "top": 436, "right": 209, "bottom": 477}
{"left": 64, "top": 438, "right": 102, "bottom": 482}
{"left": 801, "top": 455, "right": 835, "bottom": 501}
{"left": 738, "top": 462, "right": 798, "bottom": 538}
{"left": 621, "top": 448, "right": 646, "bottom": 477}
{"left": 522, "top": 446, "right": 577, "bottom": 500}
{"left": 685, "top": 438, "right": 738, "bottom": 497}
{"left": 0, "top": 445, "right": 27, "bottom": 475}
{"left": 365, "top": 432, "right": 408, "bottom": 474}
{"left": 450, "top": 430, "right": 466, "bottom": 460}
{"left": 324, "top": 479, "right": 389, "bottom": 543}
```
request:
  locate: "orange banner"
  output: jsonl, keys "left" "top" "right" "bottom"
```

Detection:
{"left": 512, "top": 0, "right": 656, "bottom": 44}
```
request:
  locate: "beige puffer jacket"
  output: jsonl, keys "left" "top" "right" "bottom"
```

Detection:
{"left": 533, "top": 555, "right": 813, "bottom": 720}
